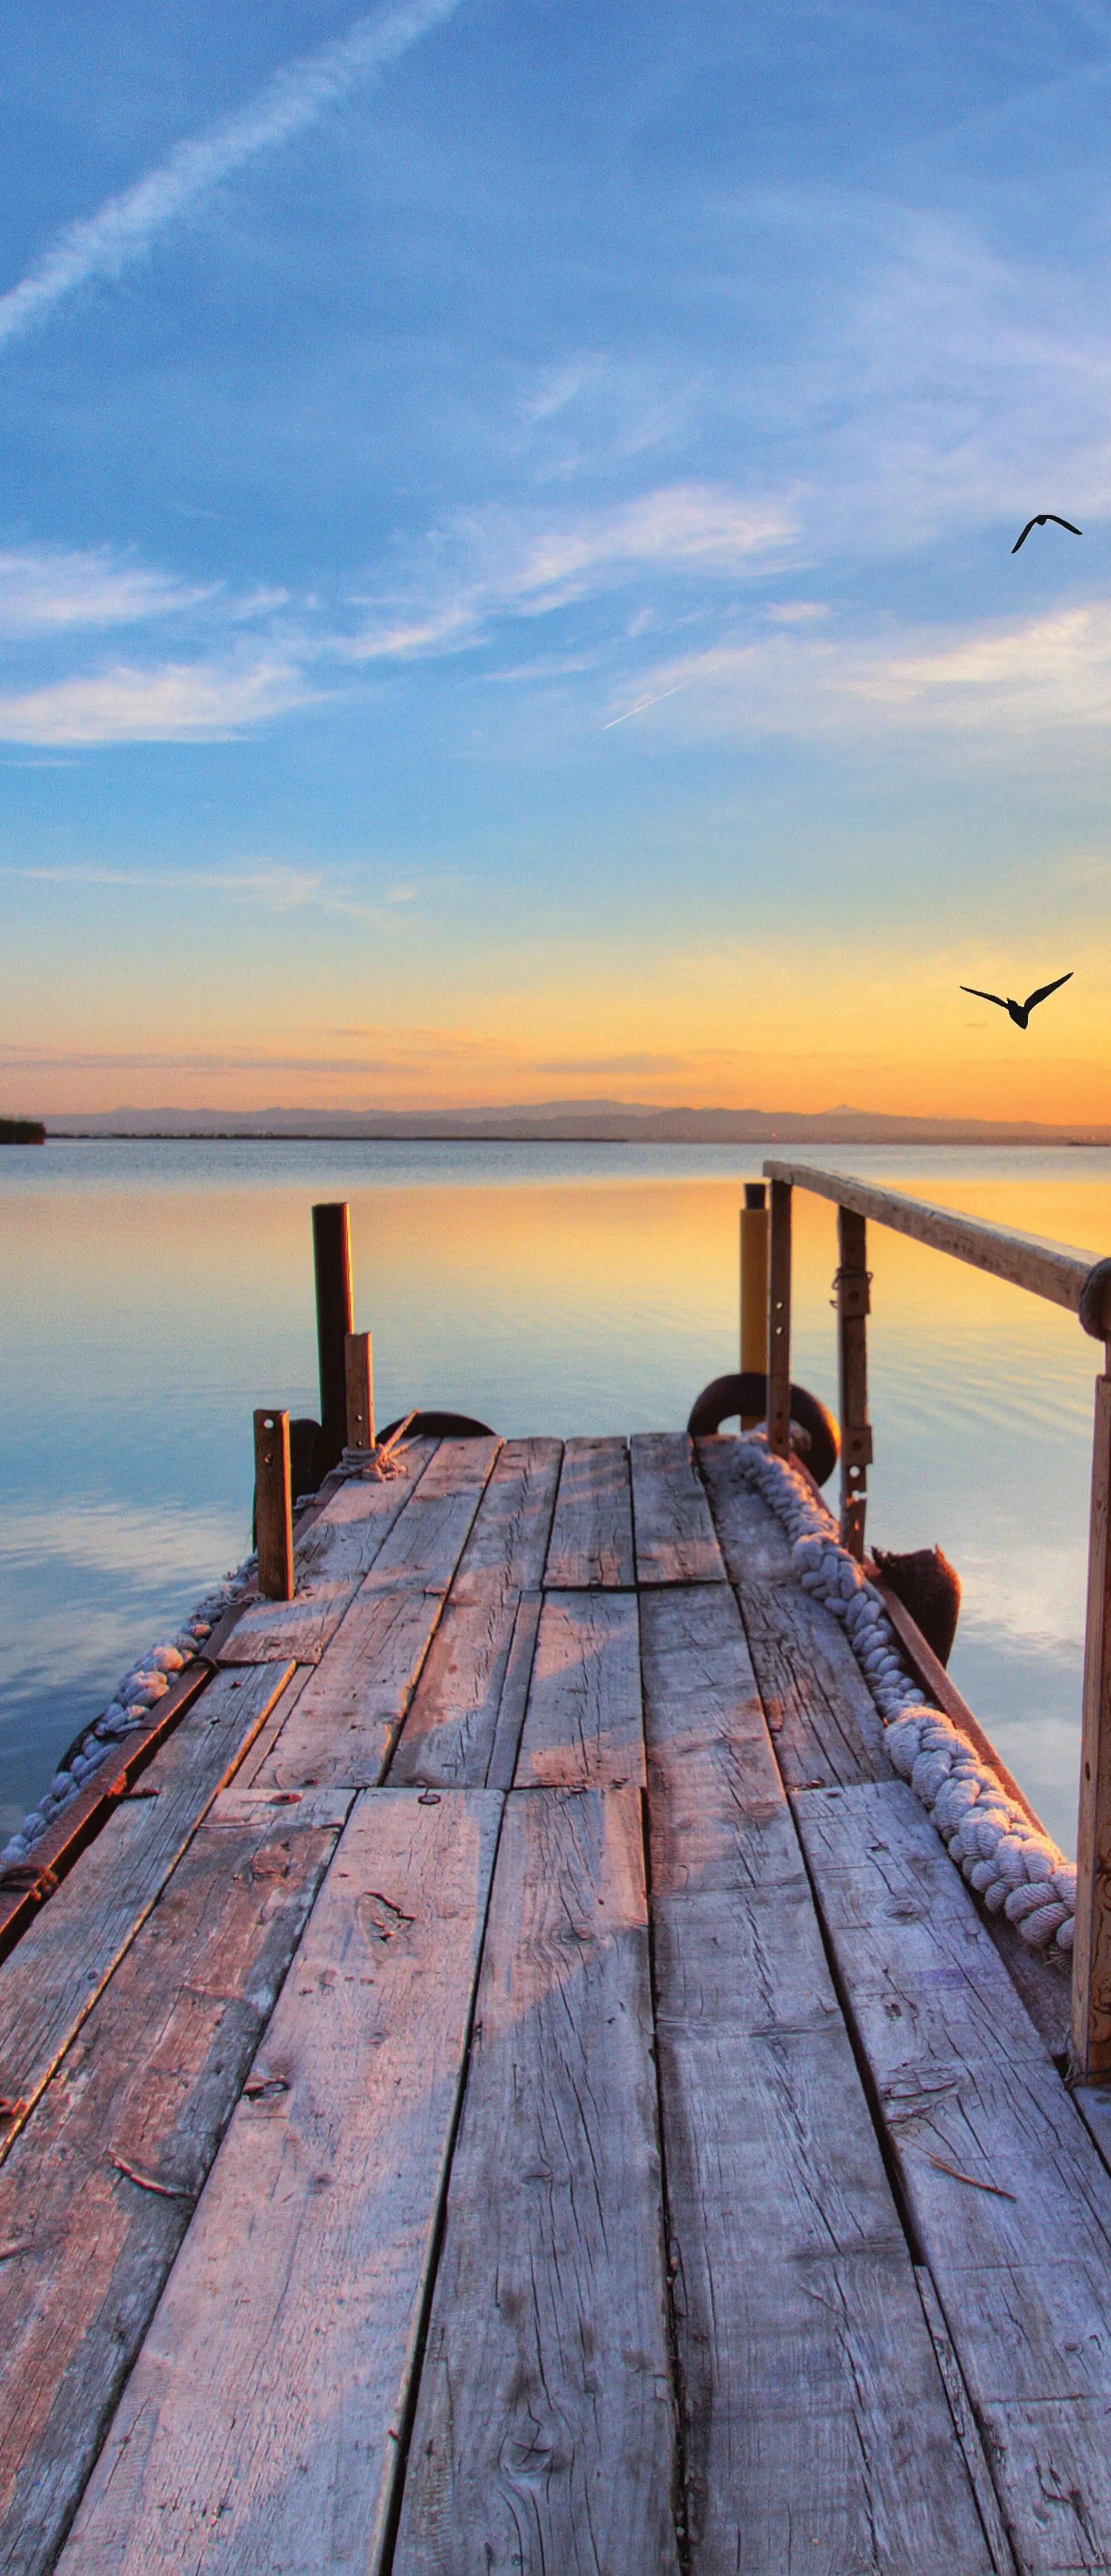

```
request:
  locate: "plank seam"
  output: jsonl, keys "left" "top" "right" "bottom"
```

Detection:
{"left": 637, "top": 1770, "right": 692, "bottom": 2576}
{"left": 377, "top": 1787, "right": 509, "bottom": 2576}
{"left": 913, "top": 2264, "right": 1019, "bottom": 2576}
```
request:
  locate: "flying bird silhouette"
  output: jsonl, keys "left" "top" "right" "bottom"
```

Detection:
{"left": 959, "top": 971, "right": 1073, "bottom": 1029}
{"left": 1012, "top": 513, "right": 1082, "bottom": 553}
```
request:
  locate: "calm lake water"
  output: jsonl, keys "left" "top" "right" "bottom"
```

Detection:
{"left": 2, "top": 1136, "right": 1109, "bottom": 1855}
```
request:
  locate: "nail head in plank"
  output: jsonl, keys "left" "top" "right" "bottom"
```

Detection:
{"left": 60, "top": 1788, "right": 502, "bottom": 2576}
{"left": 0, "top": 1661, "right": 293, "bottom": 2147}
{"left": 544, "top": 1436, "right": 634, "bottom": 1588}
{"left": 0, "top": 1791, "right": 348, "bottom": 2576}
{"left": 642, "top": 1589, "right": 994, "bottom": 2573}
{"left": 514, "top": 1590, "right": 645, "bottom": 1788}
{"left": 629, "top": 1432, "right": 725, "bottom": 1585}
{"left": 795, "top": 1779, "right": 1111, "bottom": 2574}
{"left": 392, "top": 1783, "right": 680, "bottom": 2576}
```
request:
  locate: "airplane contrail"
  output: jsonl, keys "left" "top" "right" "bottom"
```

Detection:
{"left": 602, "top": 680, "right": 689, "bottom": 729}
{"left": 0, "top": 0, "right": 463, "bottom": 352}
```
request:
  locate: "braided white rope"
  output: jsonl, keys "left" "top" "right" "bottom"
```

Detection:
{"left": 731, "top": 1438, "right": 1075, "bottom": 1956}
{"left": 0, "top": 1556, "right": 258, "bottom": 1873}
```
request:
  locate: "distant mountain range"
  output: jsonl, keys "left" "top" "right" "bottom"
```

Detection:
{"left": 41, "top": 1099, "right": 1111, "bottom": 1144}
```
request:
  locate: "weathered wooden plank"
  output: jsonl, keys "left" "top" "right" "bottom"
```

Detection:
{"left": 514, "top": 1591, "right": 644, "bottom": 1788}
{"left": 544, "top": 1436, "right": 634, "bottom": 1589}
{"left": 0, "top": 1661, "right": 212, "bottom": 1964}
{"left": 485, "top": 1591, "right": 543, "bottom": 1791}
{"left": 796, "top": 1778, "right": 1111, "bottom": 2575}
{"left": 697, "top": 1439, "right": 891, "bottom": 1788}
{"left": 629, "top": 1433, "right": 725, "bottom": 1586}
{"left": 389, "top": 1590, "right": 522, "bottom": 1787}
{"left": 217, "top": 1444, "right": 436, "bottom": 1662}
{"left": 358, "top": 1436, "right": 501, "bottom": 1595}
{"left": 640, "top": 1589, "right": 994, "bottom": 2575}
{"left": 0, "top": 1662, "right": 293, "bottom": 2152}
{"left": 392, "top": 1784, "right": 680, "bottom": 2576}
{"left": 446, "top": 1438, "right": 562, "bottom": 1600}
{"left": 0, "top": 1786, "right": 350, "bottom": 2576}
{"left": 61, "top": 1789, "right": 502, "bottom": 2576}
{"left": 251, "top": 1588, "right": 449, "bottom": 1790}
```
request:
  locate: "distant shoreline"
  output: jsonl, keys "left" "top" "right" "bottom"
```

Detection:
{"left": 39, "top": 1126, "right": 1111, "bottom": 1149}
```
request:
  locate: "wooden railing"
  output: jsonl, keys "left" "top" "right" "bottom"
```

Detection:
{"left": 759, "top": 1159, "right": 1111, "bottom": 2084}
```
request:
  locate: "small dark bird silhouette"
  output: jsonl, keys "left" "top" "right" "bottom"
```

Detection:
{"left": 960, "top": 971, "right": 1073, "bottom": 1029}
{"left": 1012, "top": 513, "right": 1082, "bottom": 553}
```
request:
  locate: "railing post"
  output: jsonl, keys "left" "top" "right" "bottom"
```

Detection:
{"left": 767, "top": 1179, "right": 792, "bottom": 1457}
{"left": 312, "top": 1202, "right": 353, "bottom": 1475}
{"left": 1071, "top": 1352, "right": 1111, "bottom": 2079}
{"left": 740, "top": 1182, "right": 769, "bottom": 1431}
{"left": 254, "top": 1408, "right": 294, "bottom": 1601}
{"left": 837, "top": 1205, "right": 873, "bottom": 1560}
{"left": 344, "top": 1330, "right": 374, "bottom": 1452}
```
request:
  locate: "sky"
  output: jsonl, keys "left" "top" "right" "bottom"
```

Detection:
{"left": 3, "top": 0, "right": 1111, "bottom": 1119}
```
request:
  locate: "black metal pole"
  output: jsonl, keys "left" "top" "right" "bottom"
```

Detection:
{"left": 312, "top": 1202, "right": 353, "bottom": 1474}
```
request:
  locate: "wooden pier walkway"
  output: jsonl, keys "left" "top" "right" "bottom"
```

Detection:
{"left": 1, "top": 1430, "right": 1109, "bottom": 2574}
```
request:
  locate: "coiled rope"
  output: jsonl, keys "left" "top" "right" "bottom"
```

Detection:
{"left": 731, "top": 1437, "right": 1076, "bottom": 1956}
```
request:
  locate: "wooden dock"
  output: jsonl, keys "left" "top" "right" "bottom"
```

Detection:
{"left": 2, "top": 1426, "right": 1110, "bottom": 2574}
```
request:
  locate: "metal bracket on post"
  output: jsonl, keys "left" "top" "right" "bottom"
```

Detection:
{"left": 1072, "top": 1349, "right": 1111, "bottom": 2080}
{"left": 767, "top": 1179, "right": 792, "bottom": 1457}
{"left": 254, "top": 1409, "right": 294, "bottom": 1602}
{"left": 836, "top": 1207, "right": 873, "bottom": 1561}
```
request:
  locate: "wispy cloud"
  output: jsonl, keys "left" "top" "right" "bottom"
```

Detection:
{"left": 0, "top": 0, "right": 464, "bottom": 352}
{"left": 0, "top": 548, "right": 212, "bottom": 638}
{"left": 0, "top": 655, "right": 315, "bottom": 743}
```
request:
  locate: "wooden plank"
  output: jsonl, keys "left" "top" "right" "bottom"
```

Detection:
{"left": 544, "top": 1436, "right": 634, "bottom": 1588}
{"left": 389, "top": 1590, "right": 523, "bottom": 1787}
{"left": 1073, "top": 1369, "right": 1111, "bottom": 2077}
{"left": 0, "top": 1660, "right": 211, "bottom": 1964}
{"left": 484, "top": 1592, "right": 543, "bottom": 1791}
{"left": 514, "top": 1591, "right": 645, "bottom": 1788}
{"left": 392, "top": 1784, "right": 680, "bottom": 2576}
{"left": 358, "top": 1436, "right": 501, "bottom": 1595}
{"left": 60, "top": 1789, "right": 502, "bottom": 2576}
{"left": 697, "top": 1440, "right": 892, "bottom": 1789}
{"left": 629, "top": 1432, "right": 725, "bottom": 1585}
{"left": 0, "top": 1786, "right": 350, "bottom": 2576}
{"left": 795, "top": 1778, "right": 1111, "bottom": 2576}
{"left": 763, "top": 1157, "right": 1103, "bottom": 1320}
{"left": 251, "top": 1588, "right": 450, "bottom": 1791}
{"left": 254, "top": 1406, "right": 294, "bottom": 1600}
{"left": 446, "top": 1438, "right": 562, "bottom": 1600}
{"left": 640, "top": 1588, "right": 994, "bottom": 2575}
{"left": 345, "top": 1329, "right": 374, "bottom": 1450}
{"left": 217, "top": 1443, "right": 437, "bottom": 1662}
{"left": 0, "top": 1661, "right": 293, "bottom": 2153}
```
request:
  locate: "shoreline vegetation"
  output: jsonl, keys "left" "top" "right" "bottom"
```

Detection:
{"left": 22, "top": 1101, "right": 1111, "bottom": 1147}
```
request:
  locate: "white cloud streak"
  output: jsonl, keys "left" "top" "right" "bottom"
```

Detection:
{"left": 0, "top": 0, "right": 464, "bottom": 352}
{"left": 0, "top": 656, "right": 315, "bottom": 743}
{"left": 0, "top": 548, "right": 211, "bottom": 638}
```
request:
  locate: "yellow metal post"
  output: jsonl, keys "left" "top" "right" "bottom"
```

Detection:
{"left": 740, "top": 1182, "right": 769, "bottom": 1430}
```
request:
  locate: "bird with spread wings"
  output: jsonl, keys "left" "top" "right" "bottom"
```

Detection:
{"left": 959, "top": 971, "right": 1073, "bottom": 1029}
{"left": 1012, "top": 514, "right": 1082, "bottom": 553}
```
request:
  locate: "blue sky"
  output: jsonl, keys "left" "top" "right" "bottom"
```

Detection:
{"left": 3, "top": 0, "right": 1111, "bottom": 1116}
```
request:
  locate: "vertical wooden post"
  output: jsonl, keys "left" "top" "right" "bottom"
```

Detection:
{"left": 312, "top": 1202, "right": 353, "bottom": 1475}
{"left": 740, "top": 1182, "right": 768, "bottom": 1431}
{"left": 344, "top": 1330, "right": 374, "bottom": 1452}
{"left": 1071, "top": 1355, "right": 1111, "bottom": 2079}
{"left": 767, "top": 1180, "right": 792, "bottom": 1457}
{"left": 254, "top": 1409, "right": 294, "bottom": 1602}
{"left": 837, "top": 1205, "right": 873, "bottom": 1561}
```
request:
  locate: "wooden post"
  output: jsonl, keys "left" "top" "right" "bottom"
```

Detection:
{"left": 740, "top": 1183, "right": 768, "bottom": 1431}
{"left": 254, "top": 1409, "right": 294, "bottom": 1602}
{"left": 344, "top": 1330, "right": 374, "bottom": 1452}
{"left": 1071, "top": 1355, "right": 1111, "bottom": 2079}
{"left": 312, "top": 1202, "right": 353, "bottom": 1475}
{"left": 767, "top": 1180, "right": 792, "bottom": 1457}
{"left": 837, "top": 1205, "right": 873, "bottom": 1561}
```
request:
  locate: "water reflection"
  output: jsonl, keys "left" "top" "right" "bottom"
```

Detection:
{"left": 2, "top": 1139, "right": 1110, "bottom": 1853}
